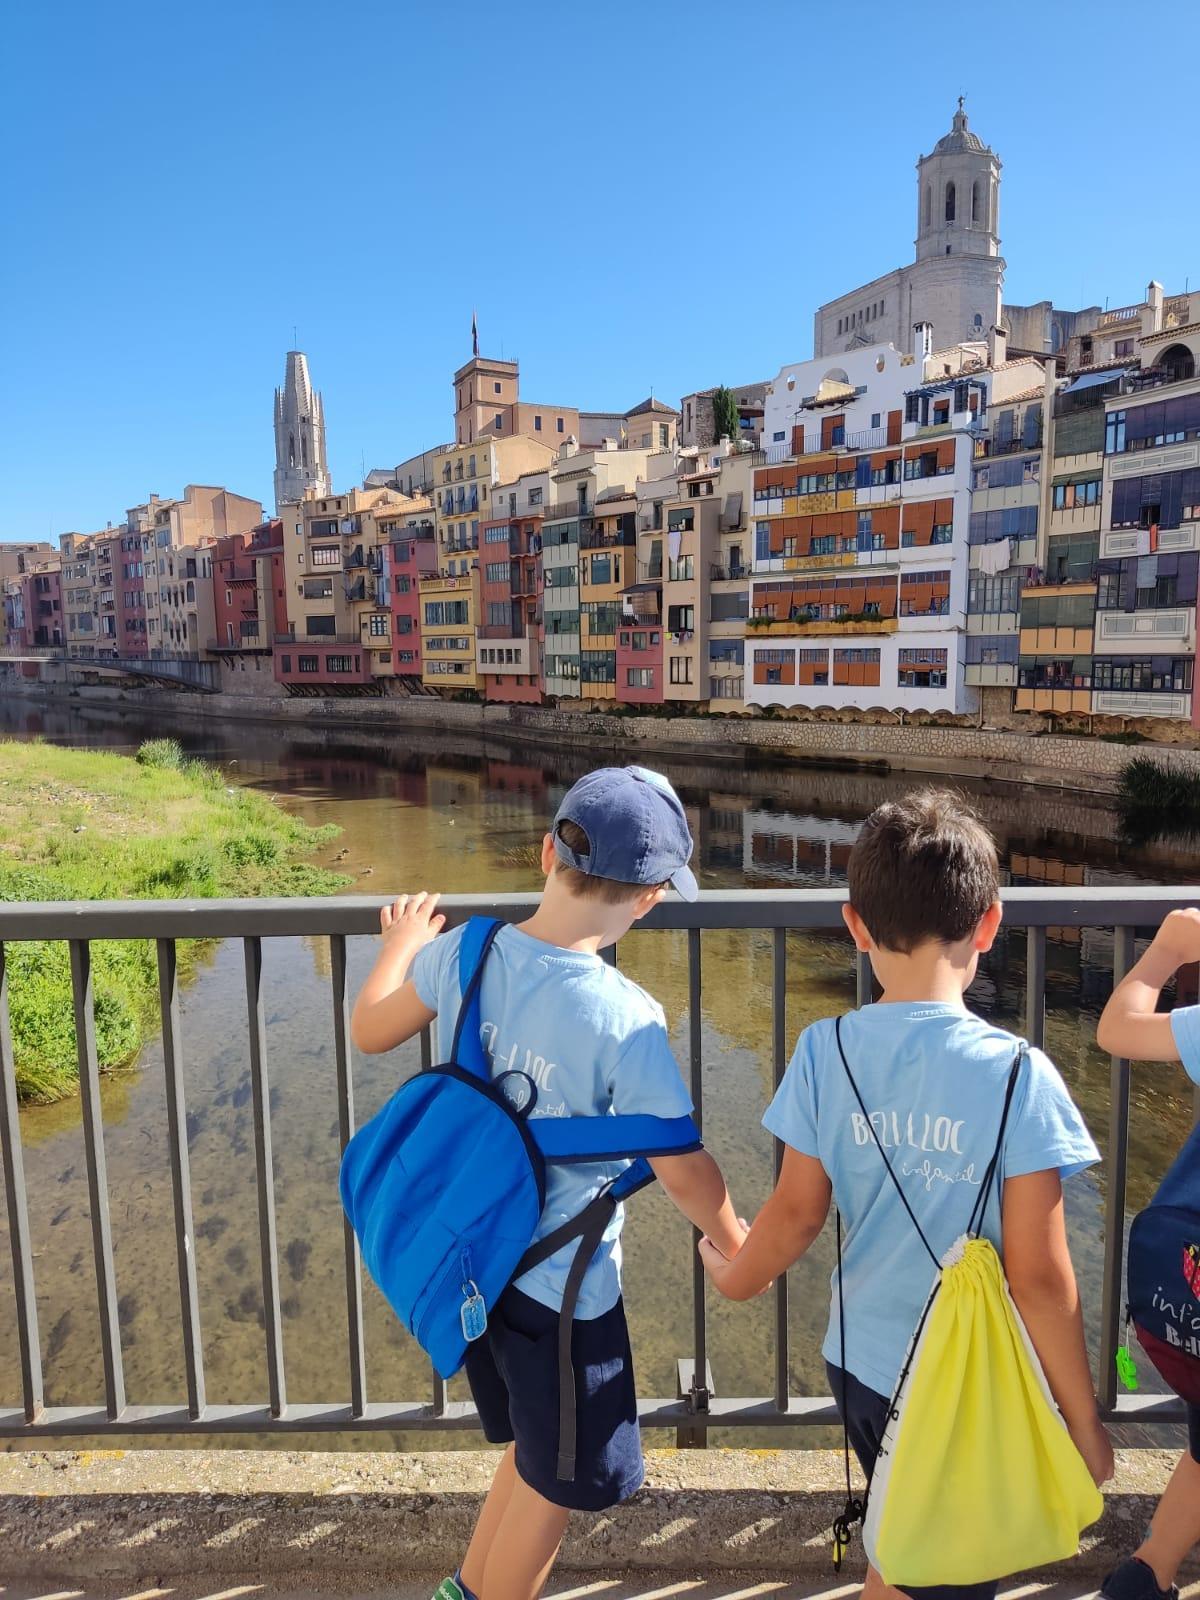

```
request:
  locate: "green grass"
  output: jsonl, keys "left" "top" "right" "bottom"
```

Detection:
{"left": 1, "top": 738, "right": 348, "bottom": 1101}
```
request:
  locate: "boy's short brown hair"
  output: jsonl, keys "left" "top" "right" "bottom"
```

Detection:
{"left": 848, "top": 789, "right": 999, "bottom": 953}
{"left": 554, "top": 820, "right": 662, "bottom": 905}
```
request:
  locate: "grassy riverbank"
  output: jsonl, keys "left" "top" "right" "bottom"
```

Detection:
{"left": 1, "top": 738, "right": 347, "bottom": 1101}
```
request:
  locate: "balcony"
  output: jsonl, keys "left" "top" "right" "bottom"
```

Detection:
{"left": 344, "top": 578, "right": 368, "bottom": 603}
{"left": 346, "top": 546, "right": 368, "bottom": 570}
{"left": 1094, "top": 607, "right": 1195, "bottom": 653}
{"left": 274, "top": 631, "right": 364, "bottom": 646}
{"left": 974, "top": 433, "right": 1043, "bottom": 458}
{"left": 710, "top": 564, "right": 749, "bottom": 581}
{"left": 545, "top": 499, "right": 592, "bottom": 522}
{"left": 792, "top": 425, "right": 889, "bottom": 457}
{"left": 747, "top": 615, "right": 898, "bottom": 637}
{"left": 1093, "top": 688, "right": 1191, "bottom": 718}
{"left": 1126, "top": 365, "right": 1198, "bottom": 394}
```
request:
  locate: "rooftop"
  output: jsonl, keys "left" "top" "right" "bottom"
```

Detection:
{"left": 928, "top": 99, "right": 993, "bottom": 157}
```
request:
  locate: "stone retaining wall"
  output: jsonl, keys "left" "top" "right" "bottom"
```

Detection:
{"left": 0, "top": 1448, "right": 1189, "bottom": 1582}
{"left": 8, "top": 675, "right": 1200, "bottom": 792}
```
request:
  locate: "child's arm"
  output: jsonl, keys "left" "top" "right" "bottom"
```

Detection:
{"left": 1004, "top": 1168, "right": 1114, "bottom": 1486}
{"left": 650, "top": 1151, "right": 747, "bottom": 1261}
{"left": 1096, "top": 906, "right": 1200, "bottom": 1061}
{"left": 349, "top": 893, "right": 443, "bottom": 1054}
{"left": 697, "top": 1147, "right": 831, "bottom": 1301}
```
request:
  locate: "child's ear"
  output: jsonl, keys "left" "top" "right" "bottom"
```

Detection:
{"left": 631, "top": 883, "right": 668, "bottom": 921}
{"left": 974, "top": 899, "right": 1004, "bottom": 953}
{"left": 540, "top": 832, "right": 557, "bottom": 876}
{"left": 842, "top": 903, "right": 873, "bottom": 954}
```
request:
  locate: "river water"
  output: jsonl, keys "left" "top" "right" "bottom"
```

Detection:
{"left": 1, "top": 697, "right": 1197, "bottom": 1452}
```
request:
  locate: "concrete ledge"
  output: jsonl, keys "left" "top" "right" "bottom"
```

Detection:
{"left": 1, "top": 1449, "right": 1195, "bottom": 1583}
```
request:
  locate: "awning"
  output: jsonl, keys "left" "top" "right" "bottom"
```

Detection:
{"left": 1062, "top": 367, "right": 1129, "bottom": 393}
{"left": 1052, "top": 469, "right": 1102, "bottom": 486}
{"left": 720, "top": 491, "right": 743, "bottom": 531}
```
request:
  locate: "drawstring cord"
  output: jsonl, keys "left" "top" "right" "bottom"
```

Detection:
{"left": 833, "top": 1209, "right": 865, "bottom": 1571}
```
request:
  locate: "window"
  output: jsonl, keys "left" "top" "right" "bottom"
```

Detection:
{"left": 659, "top": 424, "right": 669, "bottom": 448}
{"left": 626, "top": 667, "right": 654, "bottom": 689}
{"left": 369, "top": 614, "right": 389, "bottom": 636}
{"left": 311, "top": 545, "right": 340, "bottom": 567}
{"left": 494, "top": 382, "right": 502, "bottom": 395}
{"left": 485, "top": 562, "right": 509, "bottom": 583}
{"left": 945, "top": 181, "right": 955, "bottom": 222}
{"left": 534, "top": 415, "right": 542, "bottom": 431}
{"left": 669, "top": 656, "right": 694, "bottom": 685}
{"left": 871, "top": 413, "right": 881, "bottom": 430}
{"left": 495, "top": 413, "right": 503, "bottom": 430}
{"left": 305, "top": 615, "right": 336, "bottom": 637}
{"left": 668, "top": 555, "right": 694, "bottom": 581}
{"left": 529, "top": 487, "right": 543, "bottom": 505}
{"left": 557, "top": 417, "right": 564, "bottom": 433}
{"left": 1114, "top": 339, "right": 1134, "bottom": 358}
{"left": 297, "top": 655, "right": 320, "bottom": 673}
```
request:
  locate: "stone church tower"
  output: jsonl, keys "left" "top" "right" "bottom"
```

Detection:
{"left": 273, "top": 350, "right": 331, "bottom": 511}
{"left": 813, "top": 103, "right": 1005, "bottom": 358}
{"left": 908, "top": 99, "right": 1004, "bottom": 342}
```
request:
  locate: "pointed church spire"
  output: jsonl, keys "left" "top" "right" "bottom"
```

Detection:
{"left": 273, "top": 350, "right": 331, "bottom": 511}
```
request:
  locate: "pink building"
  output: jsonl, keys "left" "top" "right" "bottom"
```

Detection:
{"left": 616, "top": 619, "right": 664, "bottom": 704}
{"left": 116, "top": 530, "right": 148, "bottom": 657}
{"left": 274, "top": 637, "right": 375, "bottom": 691}
{"left": 385, "top": 518, "right": 438, "bottom": 679}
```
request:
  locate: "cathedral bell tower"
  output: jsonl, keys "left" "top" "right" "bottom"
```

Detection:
{"left": 916, "top": 99, "right": 1001, "bottom": 264}
{"left": 273, "top": 350, "right": 331, "bottom": 511}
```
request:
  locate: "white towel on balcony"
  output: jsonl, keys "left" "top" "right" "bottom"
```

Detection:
{"left": 668, "top": 528, "right": 682, "bottom": 564}
{"left": 977, "top": 537, "right": 1011, "bottom": 577}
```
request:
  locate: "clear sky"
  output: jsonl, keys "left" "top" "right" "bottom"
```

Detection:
{"left": 3, "top": 0, "right": 1198, "bottom": 541}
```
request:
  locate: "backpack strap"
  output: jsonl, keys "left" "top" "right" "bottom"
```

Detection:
{"left": 966, "top": 1047, "right": 1025, "bottom": 1238}
{"left": 833, "top": 1014, "right": 940, "bottom": 1272}
{"left": 531, "top": 1112, "right": 701, "bottom": 1163}
{"left": 451, "top": 917, "right": 504, "bottom": 1079}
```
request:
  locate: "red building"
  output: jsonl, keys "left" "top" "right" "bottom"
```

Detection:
{"left": 616, "top": 618, "right": 664, "bottom": 703}
{"left": 9, "top": 564, "right": 63, "bottom": 650}
{"left": 211, "top": 520, "right": 289, "bottom": 654}
{"left": 479, "top": 513, "right": 543, "bottom": 703}
{"left": 116, "top": 528, "right": 148, "bottom": 657}
{"left": 384, "top": 517, "right": 438, "bottom": 680}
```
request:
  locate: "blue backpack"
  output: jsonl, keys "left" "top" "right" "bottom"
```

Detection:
{"left": 1127, "top": 1111, "right": 1200, "bottom": 1404}
{"left": 339, "top": 915, "right": 702, "bottom": 1480}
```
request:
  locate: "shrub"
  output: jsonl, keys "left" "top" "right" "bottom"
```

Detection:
{"left": 136, "top": 737, "right": 186, "bottom": 769}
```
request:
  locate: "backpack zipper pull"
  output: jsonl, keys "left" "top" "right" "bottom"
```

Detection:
{"left": 1116, "top": 1312, "right": 1139, "bottom": 1391}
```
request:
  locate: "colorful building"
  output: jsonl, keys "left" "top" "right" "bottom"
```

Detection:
{"left": 478, "top": 470, "right": 545, "bottom": 704}
{"left": 419, "top": 570, "right": 481, "bottom": 692}
{"left": 746, "top": 342, "right": 977, "bottom": 714}
{"left": 380, "top": 510, "right": 438, "bottom": 684}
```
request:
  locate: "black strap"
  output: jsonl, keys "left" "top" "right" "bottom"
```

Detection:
{"left": 832, "top": 1208, "right": 865, "bottom": 1570}
{"left": 833, "top": 1015, "right": 941, "bottom": 1272}
{"left": 967, "top": 1049, "right": 1024, "bottom": 1237}
{"left": 449, "top": 919, "right": 504, "bottom": 1065}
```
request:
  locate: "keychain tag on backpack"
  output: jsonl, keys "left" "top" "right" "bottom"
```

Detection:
{"left": 461, "top": 1281, "right": 488, "bottom": 1342}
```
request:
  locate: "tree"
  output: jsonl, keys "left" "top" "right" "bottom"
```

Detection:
{"left": 711, "top": 385, "right": 739, "bottom": 442}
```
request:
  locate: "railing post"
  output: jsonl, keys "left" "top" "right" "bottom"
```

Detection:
{"left": 69, "top": 939, "right": 126, "bottom": 1421}
{"left": 1025, "top": 927, "right": 1046, "bottom": 1050}
{"left": 243, "top": 936, "right": 286, "bottom": 1417}
{"left": 1099, "top": 925, "right": 1135, "bottom": 1412}
{"left": 330, "top": 934, "right": 366, "bottom": 1419}
{"left": 0, "top": 943, "right": 43, "bottom": 1423}
{"left": 676, "top": 926, "right": 710, "bottom": 1448}
{"left": 772, "top": 929, "right": 790, "bottom": 1415}
{"left": 156, "top": 937, "right": 206, "bottom": 1419}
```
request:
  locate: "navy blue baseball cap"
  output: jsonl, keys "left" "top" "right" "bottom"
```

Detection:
{"left": 552, "top": 765, "right": 698, "bottom": 899}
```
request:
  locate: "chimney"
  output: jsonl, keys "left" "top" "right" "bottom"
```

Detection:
{"left": 913, "top": 321, "right": 934, "bottom": 362}
{"left": 988, "top": 324, "right": 1008, "bottom": 368}
{"left": 1147, "top": 280, "right": 1164, "bottom": 331}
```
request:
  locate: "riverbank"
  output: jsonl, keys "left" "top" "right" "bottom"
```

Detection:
{"left": 8, "top": 676, "right": 1200, "bottom": 795}
{"left": 1, "top": 738, "right": 346, "bottom": 1100}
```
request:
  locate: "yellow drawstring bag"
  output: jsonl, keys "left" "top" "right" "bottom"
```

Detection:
{"left": 833, "top": 1018, "right": 1104, "bottom": 1588}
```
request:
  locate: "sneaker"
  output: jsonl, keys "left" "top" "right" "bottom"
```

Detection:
{"left": 1100, "top": 1556, "right": 1178, "bottom": 1600}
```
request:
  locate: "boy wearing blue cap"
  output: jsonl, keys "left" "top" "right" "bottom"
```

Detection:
{"left": 351, "top": 765, "right": 745, "bottom": 1600}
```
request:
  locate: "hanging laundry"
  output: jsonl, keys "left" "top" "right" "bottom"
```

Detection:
{"left": 977, "top": 537, "right": 1012, "bottom": 577}
{"left": 668, "top": 527, "right": 682, "bottom": 564}
{"left": 1136, "top": 554, "right": 1159, "bottom": 589}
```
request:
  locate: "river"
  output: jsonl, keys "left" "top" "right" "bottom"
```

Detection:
{"left": 1, "top": 697, "right": 1197, "bottom": 1452}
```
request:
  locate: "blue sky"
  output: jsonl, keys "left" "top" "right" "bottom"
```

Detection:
{"left": 3, "top": 0, "right": 1198, "bottom": 541}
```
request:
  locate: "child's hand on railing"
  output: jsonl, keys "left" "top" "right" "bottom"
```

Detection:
{"left": 380, "top": 891, "right": 446, "bottom": 951}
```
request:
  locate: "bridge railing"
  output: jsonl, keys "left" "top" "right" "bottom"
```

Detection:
{"left": 0, "top": 888, "right": 1193, "bottom": 1441}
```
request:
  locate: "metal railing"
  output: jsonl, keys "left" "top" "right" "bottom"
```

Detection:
{"left": 0, "top": 888, "right": 1191, "bottom": 1440}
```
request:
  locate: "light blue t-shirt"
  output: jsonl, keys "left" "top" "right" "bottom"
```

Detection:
{"left": 412, "top": 922, "right": 693, "bottom": 1319}
{"left": 764, "top": 1003, "right": 1099, "bottom": 1397}
{"left": 1170, "top": 1007, "right": 1200, "bottom": 1080}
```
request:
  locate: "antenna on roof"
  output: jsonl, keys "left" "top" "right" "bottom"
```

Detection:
{"left": 293, "top": 325, "right": 298, "bottom": 348}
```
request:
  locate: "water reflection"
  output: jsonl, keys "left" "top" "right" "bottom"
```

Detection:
{"left": 0, "top": 696, "right": 1197, "bottom": 1453}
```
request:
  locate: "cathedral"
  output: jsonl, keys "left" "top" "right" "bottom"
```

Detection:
{"left": 273, "top": 350, "right": 331, "bottom": 511}
{"left": 813, "top": 101, "right": 1005, "bottom": 359}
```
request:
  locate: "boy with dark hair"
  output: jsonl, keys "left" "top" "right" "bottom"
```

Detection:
{"left": 700, "top": 789, "right": 1112, "bottom": 1600}
{"left": 351, "top": 765, "right": 745, "bottom": 1600}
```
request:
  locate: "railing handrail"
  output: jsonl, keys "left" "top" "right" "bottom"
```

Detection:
{"left": 0, "top": 886, "right": 1196, "bottom": 941}
{"left": 2, "top": 885, "right": 1196, "bottom": 1442}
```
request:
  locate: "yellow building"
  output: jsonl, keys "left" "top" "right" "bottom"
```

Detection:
{"left": 579, "top": 488, "right": 637, "bottom": 701}
{"left": 1015, "top": 579, "right": 1096, "bottom": 713}
{"left": 433, "top": 435, "right": 555, "bottom": 578}
{"left": 419, "top": 568, "right": 482, "bottom": 692}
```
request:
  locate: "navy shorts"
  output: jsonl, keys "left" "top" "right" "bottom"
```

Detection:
{"left": 466, "top": 1286, "right": 644, "bottom": 1511}
{"left": 1189, "top": 1403, "right": 1200, "bottom": 1463}
{"left": 826, "top": 1360, "right": 999, "bottom": 1600}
